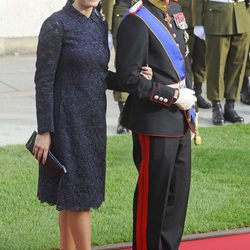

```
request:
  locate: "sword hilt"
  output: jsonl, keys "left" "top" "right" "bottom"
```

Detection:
{"left": 194, "top": 103, "right": 201, "bottom": 145}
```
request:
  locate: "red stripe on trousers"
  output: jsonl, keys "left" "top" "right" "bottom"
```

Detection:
{"left": 136, "top": 134, "right": 150, "bottom": 250}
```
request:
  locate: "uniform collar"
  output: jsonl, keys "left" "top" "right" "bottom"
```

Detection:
{"left": 143, "top": 1, "right": 166, "bottom": 25}
{"left": 147, "top": 0, "right": 170, "bottom": 12}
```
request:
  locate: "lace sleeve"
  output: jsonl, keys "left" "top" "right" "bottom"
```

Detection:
{"left": 34, "top": 15, "right": 63, "bottom": 134}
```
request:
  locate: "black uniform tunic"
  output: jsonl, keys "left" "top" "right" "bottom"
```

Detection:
{"left": 35, "top": 1, "right": 111, "bottom": 210}
{"left": 116, "top": 0, "right": 192, "bottom": 136}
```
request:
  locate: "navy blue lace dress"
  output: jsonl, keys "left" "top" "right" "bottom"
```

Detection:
{"left": 35, "top": 1, "right": 116, "bottom": 210}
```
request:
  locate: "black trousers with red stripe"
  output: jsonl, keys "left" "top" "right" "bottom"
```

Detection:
{"left": 132, "top": 131, "right": 191, "bottom": 250}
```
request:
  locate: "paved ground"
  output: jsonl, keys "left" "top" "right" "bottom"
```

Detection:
{"left": 0, "top": 51, "right": 249, "bottom": 146}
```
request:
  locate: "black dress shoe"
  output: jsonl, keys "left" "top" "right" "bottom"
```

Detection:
{"left": 197, "top": 94, "right": 212, "bottom": 109}
{"left": 193, "top": 82, "right": 212, "bottom": 109}
{"left": 224, "top": 106, "right": 244, "bottom": 123}
{"left": 240, "top": 77, "right": 250, "bottom": 105}
{"left": 241, "top": 94, "right": 250, "bottom": 105}
{"left": 117, "top": 124, "right": 129, "bottom": 134}
{"left": 212, "top": 104, "right": 225, "bottom": 125}
{"left": 211, "top": 101, "right": 224, "bottom": 125}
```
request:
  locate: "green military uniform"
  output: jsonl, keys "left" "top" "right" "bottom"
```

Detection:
{"left": 179, "top": 0, "right": 206, "bottom": 83}
{"left": 241, "top": 8, "right": 250, "bottom": 105}
{"left": 179, "top": 0, "right": 211, "bottom": 108}
{"left": 102, "top": 0, "right": 131, "bottom": 133}
{"left": 110, "top": 0, "right": 131, "bottom": 103}
{"left": 244, "top": 6, "right": 250, "bottom": 78}
{"left": 241, "top": 46, "right": 250, "bottom": 105}
{"left": 245, "top": 5, "right": 250, "bottom": 78}
{"left": 192, "top": 0, "right": 250, "bottom": 124}
{"left": 102, "top": 0, "right": 114, "bottom": 31}
{"left": 245, "top": 49, "right": 250, "bottom": 77}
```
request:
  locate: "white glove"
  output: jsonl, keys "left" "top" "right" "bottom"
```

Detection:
{"left": 108, "top": 31, "right": 113, "bottom": 50}
{"left": 194, "top": 26, "right": 206, "bottom": 40}
{"left": 175, "top": 88, "right": 197, "bottom": 111}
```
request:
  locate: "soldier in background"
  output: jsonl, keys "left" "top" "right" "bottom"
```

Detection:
{"left": 241, "top": 50, "right": 250, "bottom": 105}
{"left": 192, "top": 0, "right": 250, "bottom": 125}
{"left": 101, "top": 0, "right": 114, "bottom": 48}
{"left": 241, "top": 3, "right": 250, "bottom": 105}
{"left": 179, "top": 0, "right": 211, "bottom": 109}
{"left": 101, "top": 0, "right": 113, "bottom": 31}
{"left": 102, "top": 0, "right": 131, "bottom": 134}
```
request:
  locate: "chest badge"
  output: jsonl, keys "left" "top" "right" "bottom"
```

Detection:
{"left": 173, "top": 12, "right": 188, "bottom": 30}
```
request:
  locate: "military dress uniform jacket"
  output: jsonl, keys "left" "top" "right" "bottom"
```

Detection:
{"left": 102, "top": 0, "right": 115, "bottom": 30}
{"left": 192, "top": 0, "right": 250, "bottom": 35}
{"left": 116, "top": 0, "right": 192, "bottom": 136}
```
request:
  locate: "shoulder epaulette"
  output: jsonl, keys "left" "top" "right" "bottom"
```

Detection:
{"left": 129, "top": 0, "right": 143, "bottom": 15}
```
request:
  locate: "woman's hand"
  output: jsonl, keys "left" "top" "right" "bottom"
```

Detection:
{"left": 33, "top": 132, "right": 51, "bottom": 165}
{"left": 140, "top": 66, "right": 153, "bottom": 80}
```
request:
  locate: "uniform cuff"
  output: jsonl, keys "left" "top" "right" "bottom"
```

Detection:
{"left": 149, "top": 83, "right": 176, "bottom": 107}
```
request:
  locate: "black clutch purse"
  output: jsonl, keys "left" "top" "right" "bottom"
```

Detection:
{"left": 25, "top": 131, "right": 67, "bottom": 183}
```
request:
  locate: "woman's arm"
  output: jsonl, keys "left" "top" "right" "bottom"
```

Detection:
{"left": 34, "top": 14, "right": 63, "bottom": 134}
{"left": 34, "top": 14, "right": 63, "bottom": 163}
{"left": 106, "top": 66, "right": 153, "bottom": 91}
{"left": 105, "top": 71, "right": 120, "bottom": 91}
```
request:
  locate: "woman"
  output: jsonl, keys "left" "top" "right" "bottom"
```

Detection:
{"left": 33, "top": 0, "right": 152, "bottom": 249}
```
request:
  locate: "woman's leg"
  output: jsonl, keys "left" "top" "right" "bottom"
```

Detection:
{"left": 59, "top": 211, "right": 75, "bottom": 250}
{"left": 68, "top": 210, "right": 91, "bottom": 250}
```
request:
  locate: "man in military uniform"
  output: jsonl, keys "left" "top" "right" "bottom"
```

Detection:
{"left": 241, "top": 3, "right": 250, "bottom": 105}
{"left": 179, "top": 0, "right": 211, "bottom": 108}
{"left": 101, "top": 0, "right": 114, "bottom": 33}
{"left": 241, "top": 51, "right": 250, "bottom": 104}
{"left": 192, "top": 0, "right": 250, "bottom": 125}
{"left": 116, "top": 0, "right": 197, "bottom": 249}
{"left": 102, "top": 0, "right": 132, "bottom": 134}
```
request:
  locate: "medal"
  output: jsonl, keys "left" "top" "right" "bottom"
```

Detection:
{"left": 173, "top": 12, "right": 188, "bottom": 30}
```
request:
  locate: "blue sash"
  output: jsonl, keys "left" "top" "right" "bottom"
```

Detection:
{"left": 135, "top": 7, "right": 196, "bottom": 125}
{"left": 134, "top": 6, "right": 185, "bottom": 81}
{"left": 123, "top": 5, "right": 196, "bottom": 126}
